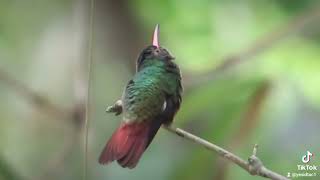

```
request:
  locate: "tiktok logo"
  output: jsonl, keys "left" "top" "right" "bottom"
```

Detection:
{"left": 302, "top": 151, "right": 313, "bottom": 164}
{"left": 288, "top": 151, "right": 318, "bottom": 178}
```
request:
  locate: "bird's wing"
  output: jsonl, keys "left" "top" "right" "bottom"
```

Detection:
{"left": 160, "top": 63, "right": 183, "bottom": 125}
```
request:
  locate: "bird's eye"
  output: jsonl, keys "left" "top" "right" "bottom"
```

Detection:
{"left": 144, "top": 50, "right": 152, "bottom": 57}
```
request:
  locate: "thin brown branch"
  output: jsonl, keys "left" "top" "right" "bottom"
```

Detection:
{"left": 231, "top": 81, "right": 271, "bottom": 147}
{"left": 163, "top": 126, "right": 290, "bottom": 180}
{"left": 0, "top": 1, "right": 92, "bottom": 179}
{"left": 0, "top": 67, "right": 85, "bottom": 180}
{"left": 185, "top": 5, "right": 320, "bottom": 89}
{"left": 0, "top": 68, "right": 71, "bottom": 120}
{"left": 214, "top": 81, "right": 272, "bottom": 180}
{"left": 38, "top": 0, "right": 94, "bottom": 179}
{"left": 106, "top": 100, "right": 288, "bottom": 179}
{"left": 83, "top": 0, "right": 95, "bottom": 179}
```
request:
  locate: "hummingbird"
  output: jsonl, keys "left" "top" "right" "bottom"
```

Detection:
{"left": 99, "top": 25, "right": 182, "bottom": 169}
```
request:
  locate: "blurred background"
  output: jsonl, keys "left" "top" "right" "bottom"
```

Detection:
{"left": 0, "top": 0, "right": 320, "bottom": 180}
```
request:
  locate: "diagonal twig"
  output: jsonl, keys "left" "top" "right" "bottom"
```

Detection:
{"left": 0, "top": 68, "right": 71, "bottom": 120}
{"left": 163, "top": 126, "right": 290, "bottom": 180}
{"left": 106, "top": 101, "right": 289, "bottom": 180}
{"left": 214, "top": 80, "right": 272, "bottom": 180}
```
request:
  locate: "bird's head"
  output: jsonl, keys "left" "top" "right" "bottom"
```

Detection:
{"left": 136, "top": 25, "right": 175, "bottom": 71}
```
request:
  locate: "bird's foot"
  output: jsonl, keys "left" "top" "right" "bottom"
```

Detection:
{"left": 106, "top": 100, "right": 123, "bottom": 116}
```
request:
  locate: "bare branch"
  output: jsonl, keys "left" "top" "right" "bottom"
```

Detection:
{"left": 163, "top": 126, "right": 290, "bottom": 180}
{"left": 105, "top": 100, "right": 287, "bottom": 179}
{"left": 233, "top": 81, "right": 271, "bottom": 146}
{"left": 214, "top": 81, "right": 272, "bottom": 180}
{"left": 0, "top": 68, "right": 71, "bottom": 120}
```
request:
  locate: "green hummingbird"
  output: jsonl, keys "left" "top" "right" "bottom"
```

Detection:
{"left": 99, "top": 25, "right": 182, "bottom": 169}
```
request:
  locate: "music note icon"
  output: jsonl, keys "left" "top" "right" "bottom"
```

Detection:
{"left": 302, "top": 151, "right": 313, "bottom": 163}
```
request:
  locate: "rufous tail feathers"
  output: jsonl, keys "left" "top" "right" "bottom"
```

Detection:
{"left": 99, "top": 119, "right": 162, "bottom": 168}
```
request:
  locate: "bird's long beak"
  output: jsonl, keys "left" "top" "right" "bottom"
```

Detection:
{"left": 152, "top": 24, "right": 159, "bottom": 48}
